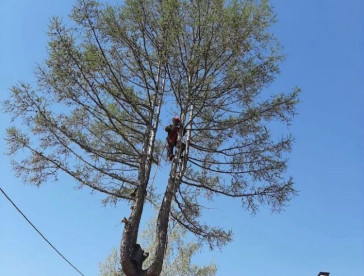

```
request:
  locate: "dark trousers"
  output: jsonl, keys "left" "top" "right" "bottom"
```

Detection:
{"left": 167, "top": 142, "right": 186, "bottom": 158}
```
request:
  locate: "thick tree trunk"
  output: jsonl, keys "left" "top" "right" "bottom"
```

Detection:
{"left": 147, "top": 161, "right": 180, "bottom": 276}
{"left": 121, "top": 69, "right": 165, "bottom": 276}
{"left": 121, "top": 131, "right": 155, "bottom": 275}
{"left": 147, "top": 104, "right": 194, "bottom": 276}
{"left": 121, "top": 181, "right": 148, "bottom": 275}
{"left": 121, "top": 133, "right": 155, "bottom": 275}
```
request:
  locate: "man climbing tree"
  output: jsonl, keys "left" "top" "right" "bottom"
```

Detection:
{"left": 165, "top": 116, "right": 186, "bottom": 161}
{"left": 4, "top": 0, "right": 300, "bottom": 275}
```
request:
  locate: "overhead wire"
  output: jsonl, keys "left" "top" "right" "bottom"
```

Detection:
{"left": 0, "top": 187, "right": 86, "bottom": 276}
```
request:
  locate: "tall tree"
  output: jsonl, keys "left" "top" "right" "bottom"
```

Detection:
{"left": 4, "top": 0, "right": 299, "bottom": 275}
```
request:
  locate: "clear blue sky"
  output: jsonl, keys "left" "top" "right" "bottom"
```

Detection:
{"left": 0, "top": 1, "right": 363, "bottom": 276}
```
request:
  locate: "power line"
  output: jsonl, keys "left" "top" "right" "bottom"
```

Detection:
{"left": 0, "top": 187, "right": 86, "bottom": 276}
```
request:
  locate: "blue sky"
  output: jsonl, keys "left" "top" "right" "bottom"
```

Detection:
{"left": 0, "top": 1, "right": 363, "bottom": 276}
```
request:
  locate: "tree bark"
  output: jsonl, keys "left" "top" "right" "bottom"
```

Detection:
{"left": 147, "top": 103, "right": 194, "bottom": 276}
{"left": 121, "top": 68, "right": 165, "bottom": 276}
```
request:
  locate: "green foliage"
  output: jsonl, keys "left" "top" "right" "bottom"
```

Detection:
{"left": 4, "top": 0, "right": 300, "bottom": 274}
{"left": 99, "top": 249, "right": 121, "bottom": 276}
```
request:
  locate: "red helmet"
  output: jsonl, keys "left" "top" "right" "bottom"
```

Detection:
{"left": 172, "top": 116, "right": 180, "bottom": 123}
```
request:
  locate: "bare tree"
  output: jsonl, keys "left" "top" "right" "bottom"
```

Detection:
{"left": 4, "top": 0, "right": 299, "bottom": 276}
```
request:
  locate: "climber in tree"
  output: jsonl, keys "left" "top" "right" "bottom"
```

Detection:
{"left": 165, "top": 116, "right": 186, "bottom": 161}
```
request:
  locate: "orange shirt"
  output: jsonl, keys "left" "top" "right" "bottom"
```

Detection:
{"left": 165, "top": 124, "right": 180, "bottom": 145}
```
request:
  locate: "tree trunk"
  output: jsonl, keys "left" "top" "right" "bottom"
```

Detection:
{"left": 121, "top": 70, "right": 165, "bottom": 276}
{"left": 147, "top": 103, "right": 194, "bottom": 276}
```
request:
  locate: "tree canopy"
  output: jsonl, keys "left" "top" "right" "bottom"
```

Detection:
{"left": 4, "top": 0, "right": 299, "bottom": 275}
